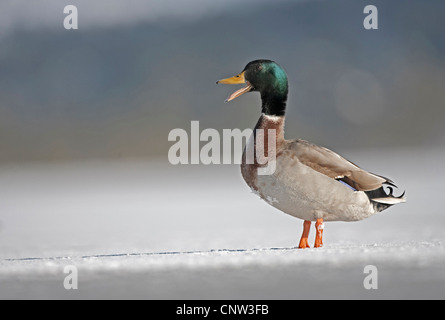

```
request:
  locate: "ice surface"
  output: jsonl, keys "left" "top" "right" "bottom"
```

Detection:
{"left": 0, "top": 148, "right": 444, "bottom": 299}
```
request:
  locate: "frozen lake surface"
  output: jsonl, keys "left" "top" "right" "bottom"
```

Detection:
{"left": 0, "top": 148, "right": 444, "bottom": 299}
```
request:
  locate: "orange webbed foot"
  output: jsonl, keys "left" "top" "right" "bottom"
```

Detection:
{"left": 314, "top": 218, "right": 324, "bottom": 248}
{"left": 298, "top": 237, "right": 310, "bottom": 249}
{"left": 298, "top": 220, "right": 311, "bottom": 249}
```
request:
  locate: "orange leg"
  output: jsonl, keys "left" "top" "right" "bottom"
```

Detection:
{"left": 314, "top": 218, "right": 324, "bottom": 248}
{"left": 298, "top": 220, "right": 311, "bottom": 249}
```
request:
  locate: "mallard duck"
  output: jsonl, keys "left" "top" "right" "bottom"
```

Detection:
{"left": 217, "top": 59, "right": 406, "bottom": 248}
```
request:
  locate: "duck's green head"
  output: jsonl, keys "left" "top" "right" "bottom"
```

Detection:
{"left": 217, "top": 59, "right": 288, "bottom": 116}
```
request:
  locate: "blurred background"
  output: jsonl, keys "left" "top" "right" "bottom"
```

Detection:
{"left": 1, "top": 0, "right": 445, "bottom": 299}
{"left": 1, "top": 0, "right": 445, "bottom": 258}
{"left": 0, "top": 0, "right": 444, "bottom": 163}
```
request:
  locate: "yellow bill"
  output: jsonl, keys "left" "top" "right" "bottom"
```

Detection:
{"left": 216, "top": 71, "right": 253, "bottom": 103}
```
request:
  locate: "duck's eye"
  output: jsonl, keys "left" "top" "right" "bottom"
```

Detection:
{"left": 257, "top": 65, "right": 263, "bottom": 71}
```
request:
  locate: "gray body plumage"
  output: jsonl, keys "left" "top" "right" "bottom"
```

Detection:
{"left": 241, "top": 114, "right": 406, "bottom": 222}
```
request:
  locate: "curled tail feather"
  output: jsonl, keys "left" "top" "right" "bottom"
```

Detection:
{"left": 365, "top": 184, "right": 406, "bottom": 212}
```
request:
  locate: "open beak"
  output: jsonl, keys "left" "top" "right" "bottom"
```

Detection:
{"left": 216, "top": 71, "right": 253, "bottom": 103}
